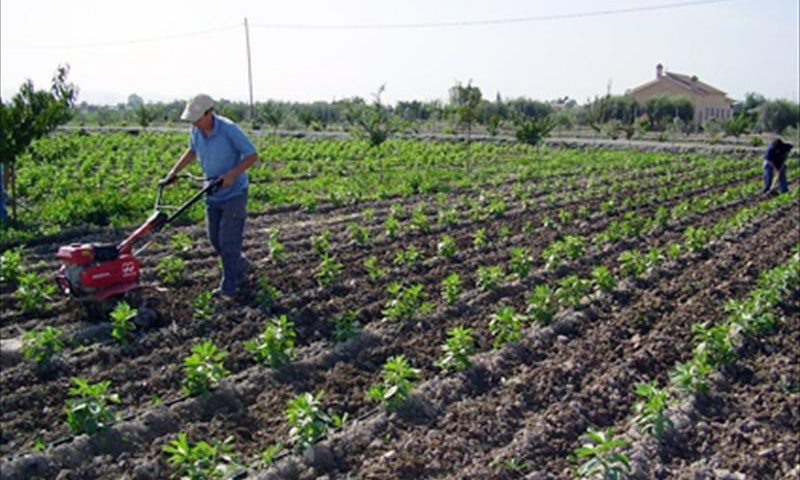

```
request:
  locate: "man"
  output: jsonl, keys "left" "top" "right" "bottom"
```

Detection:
{"left": 763, "top": 138, "right": 792, "bottom": 194}
{"left": 164, "top": 94, "right": 258, "bottom": 297}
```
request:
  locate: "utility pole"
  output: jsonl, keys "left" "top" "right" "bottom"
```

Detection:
{"left": 244, "top": 17, "right": 254, "bottom": 121}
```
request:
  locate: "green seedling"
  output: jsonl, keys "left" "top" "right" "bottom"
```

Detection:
{"left": 110, "top": 301, "right": 137, "bottom": 344}
{"left": 572, "top": 427, "right": 631, "bottom": 480}
{"left": 363, "top": 255, "right": 386, "bottom": 282}
{"left": 245, "top": 315, "right": 296, "bottom": 367}
{"left": 182, "top": 340, "right": 229, "bottom": 396}
{"left": 163, "top": 433, "right": 240, "bottom": 480}
{"left": 16, "top": 271, "right": 56, "bottom": 314}
{"left": 476, "top": 265, "right": 504, "bottom": 292}
{"left": 437, "top": 326, "right": 475, "bottom": 373}
{"left": 437, "top": 234, "right": 458, "bottom": 259}
{"left": 64, "top": 377, "right": 120, "bottom": 435}
{"left": 383, "top": 283, "right": 432, "bottom": 322}
{"left": 527, "top": 284, "right": 557, "bottom": 325}
{"left": 509, "top": 247, "right": 533, "bottom": 280}
{"left": 156, "top": 256, "right": 186, "bottom": 286}
{"left": 316, "top": 255, "right": 343, "bottom": 287}
{"left": 489, "top": 306, "right": 524, "bottom": 348}
{"left": 332, "top": 310, "right": 361, "bottom": 342}
{"left": 22, "top": 326, "right": 64, "bottom": 364}
{"left": 367, "top": 355, "right": 420, "bottom": 410}
{"left": 286, "top": 391, "right": 335, "bottom": 449}
{"left": 441, "top": 272, "right": 463, "bottom": 305}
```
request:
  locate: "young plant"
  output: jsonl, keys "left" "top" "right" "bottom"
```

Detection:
{"left": 332, "top": 310, "right": 361, "bottom": 342}
{"left": 591, "top": 266, "right": 617, "bottom": 293}
{"left": 555, "top": 274, "right": 590, "bottom": 308}
{"left": 347, "top": 222, "right": 371, "bottom": 246}
{"left": 383, "top": 214, "right": 401, "bottom": 238}
{"left": 367, "top": 355, "right": 420, "bottom": 410}
{"left": 669, "top": 353, "right": 713, "bottom": 394}
{"left": 489, "top": 306, "right": 524, "bottom": 348}
{"left": 169, "top": 232, "right": 193, "bottom": 254}
{"left": 266, "top": 228, "right": 286, "bottom": 263}
{"left": 16, "top": 271, "right": 56, "bottom": 313}
{"left": 473, "top": 227, "right": 489, "bottom": 250}
{"left": 162, "top": 433, "right": 240, "bottom": 480}
{"left": 110, "top": 301, "right": 137, "bottom": 344}
{"left": 286, "top": 391, "right": 333, "bottom": 449}
{"left": 64, "top": 377, "right": 120, "bottom": 434}
{"left": 191, "top": 290, "right": 215, "bottom": 320}
{"left": 316, "top": 255, "right": 343, "bottom": 287}
{"left": 255, "top": 276, "right": 281, "bottom": 309}
{"left": 156, "top": 256, "right": 186, "bottom": 286}
{"left": 633, "top": 381, "right": 673, "bottom": 439}
{"left": 437, "top": 205, "right": 459, "bottom": 226}
{"left": 409, "top": 205, "right": 431, "bottom": 233}
{"left": 437, "top": 326, "right": 475, "bottom": 373}
{"left": 572, "top": 427, "right": 631, "bottom": 480}
{"left": 509, "top": 247, "right": 533, "bottom": 280}
{"left": 476, "top": 265, "right": 504, "bottom": 292}
{"left": 22, "top": 326, "right": 64, "bottom": 364}
{"left": 0, "top": 246, "right": 24, "bottom": 286}
{"left": 182, "top": 340, "right": 229, "bottom": 396}
{"left": 311, "top": 229, "right": 332, "bottom": 257}
{"left": 363, "top": 255, "right": 386, "bottom": 282}
{"left": 393, "top": 245, "right": 423, "bottom": 268}
{"left": 441, "top": 272, "right": 463, "bottom": 305}
{"left": 382, "top": 283, "right": 432, "bottom": 322}
{"left": 437, "top": 234, "right": 458, "bottom": 259}
{"left": 691, "top": 322, "right": 736, "bottom": 366}
{"left": 683, "top": 226, "right": 710, "bottom": 252}
{"left": 526, "top": 284, "right": 557, "bottom": 325}
{"left": 617, "top": 250, "right": 647, "bottom": 278}
{"left": 245, "top": 315, "right": 296, "bottom": 367}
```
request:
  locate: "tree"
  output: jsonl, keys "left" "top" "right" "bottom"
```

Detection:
{"left": 761, "top": 99, "right": 799, "bottom": 133}
{"left": 0, "top": 65, "right": 78, "bottom": 220}
{"left": 448, "top": 80, "right": 482, "bottom": 141}
{"left": 345, "top": 85, "right": 395, "bottom": 148}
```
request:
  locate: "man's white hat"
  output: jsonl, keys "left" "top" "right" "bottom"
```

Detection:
{"left": 181, "top": 94, "right": 214, "bottom": 122}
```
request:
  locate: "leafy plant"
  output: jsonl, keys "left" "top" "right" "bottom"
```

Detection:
{"left": 255, "top": 277, "right": 281, "bottom": 309}
{"left": 683, "top": 226, "right": 709, "bottom": 252}
{"left": 156, "top": 256, "right": 186, "bottom": 286}
{"left": 476, "top": 265, "right": 504, "bottom": 292}
{"left": 332, "top": 310, "right": 361, "bottom": 342}
{"left": 572, "top": 427, "right": 630, "bottom": 480}
{"left": 514, "top": 115, "right": 555, "bottom": 146}
{"left": 489, "top": 306, "right": 524, "bottom": 348}
{"left": 64, "top": 377, "right": 120, "bottom": 434}
{"left": 591, "top": 266, "right": 617, "bottom": 293}
{"left": 555, "top": 274, "right": 590, "bottom": 308}
{"left": 311, "top": 229, "right": 332, "bottom": 257}
{"left": 22, "top": 326, "right": 64, "bottom": 364}
{"left": 633, "top": 381, "right": 673, "bottom": 439}
{"left": 437, "top": 326, "right": 475, "bottom": 373}
{"left": 441, "top": 272, "right": 463, "bottom": 305}
{"left": 542, "top": 235, "right": 585, "bottom": 269}
{"left": 383, "top": 215, "right": 401, "bottom": 238}
{"left": 363, "top": 255, "right": 386, "bottom": 282}
{"left": 473, "top": 227, "right": 489, "bottom": 250}
{"left": 409, "top": 205, "right": 431, "bottom": 233}
{"left": 286, "top": 391, "right": 336, "bottom": 449}
{"left": 347, "top": 222, "right": 371, "bottom": 246}
{"left": 669, "top": 353, "right": 712, "bottom": 394}
{"left": 509, "top": 247, "right": 533, "bottom": 280}
{"left": 367, "top": 355, "right": 420, "bottom": 410}
{"left": 259, "top": 443, "right": 284, "bottom": 466}
{"left": 316, "top": 255, "right": 344, "bottom": 287}
{"left": 162, "top": 433, "right": 240, "bottom": 480}
{"left": 110, "top": 301, "right": 137, "bottom": 344}
{"left": 437, "top": 234, "right": 458, "bottom": 259}
{"left": 691, "top": 322, "right": 735, "bottom": 366}
{"left": 16, "top": 271, "right": 56, "bottom": 313}
{"left": 617, "top": 250, "right": 647, "bottom": 278}
{"left": 245, "top": 315, "right": 296, "bottom": 367}
{"left": 382, "top": 283, "right": 432, "bottom": 322}
{"left": 393, "top": 245, "right": 423, "bottom": 268}
{"left": 266, "top": 228, "right": 286, "bottom": 263}
{"left": 182, "top": 340, "right": 229, "bottom": 396}
{"left": 170, "top": 232, "right": 193, "bottom": 254}
{"left": 526, "top": 284, "right": 557, "bottom": 325}
{"left": 0, "top": 246, "right": 24, "bottom": 286}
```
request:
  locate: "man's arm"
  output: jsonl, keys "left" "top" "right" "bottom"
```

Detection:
{"left": 166, "top": 148, "right": 197, "bottom": 180}
{"left": 222, "top": 153, "right": 258, "bottom": 188}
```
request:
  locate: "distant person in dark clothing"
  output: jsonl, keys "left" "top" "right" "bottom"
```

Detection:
{"left": 763, "top": 138, "right": 792, "bottom": 194}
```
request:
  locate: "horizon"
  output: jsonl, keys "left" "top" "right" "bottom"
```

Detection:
{"left": 2, "top": 0, "right": 799, "bottom": 106}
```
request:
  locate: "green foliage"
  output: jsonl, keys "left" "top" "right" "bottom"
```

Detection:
{"left": 245, "top": 315, "right": 296, "bottom": 367}
{"left": 473, "top": 227, "right": 489, "bottom": 250}
{"left": 691, "top": 322, "right": 736, "bottom": 366}
{"left": 346, "top": 85, "right": 397, "bottom": 147}
{"left": 508, "top": 247, "right": 533, "bottom": 280}
{"left": 441, "top": 272, "right": 463, "bottom": 305}
{"left": 437, "top": 326, "right": 475, "bottom": 373}
{"left": 311, "top": 229, "right": 332, "bottom": 257}
{"left": 266, "top": 228, "right": 286, "bottom": 263}
{"left": 489, "top": 306, "right": 524, "bottom": 348}
{"left": 409, "top": 205, "right": 431, "bottom": 233}
{"left": 109, "top": 301, "right": 137, "bottom": 344}
{"left": 162, "top": 433, "right": 240, "bottom": 480}
{"left": 633, "top": 381, "right": 673, "bottom": 439}
{"left": 169, "top": 232, "right": 193, "bottom": 254}
{"left": 542, "top": 235, "right": 585, "bottom": 269}
{"left": 156, "top": 256, "right": 186, "bottom": 286}
{"left": 255, "top": 277, "right": 281, "bottom": 309}
{"left": 514, "top": 115, "right": 555, "bottom": 146}
{"left": 617, "top": 250, "right": 648, "bottom": 278}
{"left": 0, "top": 246, "right": 24, "bottom": 285}
{"left": 191, "top": 290, "right": 215, "bottom": 320}
{"left": 16, "top": 271, "right": 56, "bottom": 313}
{"left": 437, "top": 234, "right": 458, "bottom": 259}
{"left": 347, "top": 222, "right": 371, "bottom": 246}
{"left": 259, "top": 443, "right": 284, "bottom": 466}
{"left": 64, "top": 377, "right": 119, "bottom": 435}
{"left": 683, "top": 226, "right": 709, "bottom": 252}
{"left": 363, "top": 255, "right": 386, "bottom": 282}
{"left": 316, "top": 255, "right": 343, "bottom": 287}
{"left": 526, "top": 284, "right": 557, "bottom": 325}
{"left": 382, "top": 283, "right": 432, "bottom": 321}
{"left": 572, "top": 427, "right": 630, "bottom": 480}
{"left": 22, "top": 326, "right": 64, "bottom": 364}
{"left": 555, "top": 274, "right": 590, "bottom": 308}
{"left": 591, "top": 266, "right": 617, "bottom": 293}
{"left": 669, "top": 353, "right": 712, "bottom": 394}
{"left": 449, "top": 80, "right": 482, "bottom": 139}
{"left": 476, "top": 265, "right": 504, "bottom": 292}
{"left": 367, "top": 355, "right": 420, "bottom": 410}
{"left": 286, "top": 391, "right": 335, "bottom": 449}
{"left": 182, "top": 340, "right": 229, "bottom": 396}
{"left": 332, "top": 310, "right": 361, "bottom": 342}
{"left": 393, "top": 245, "right": 423, "bottom": 268}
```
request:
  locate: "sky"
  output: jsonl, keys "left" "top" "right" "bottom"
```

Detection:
{"left": 1, "top": 0, "right": 798, "bottom": 106}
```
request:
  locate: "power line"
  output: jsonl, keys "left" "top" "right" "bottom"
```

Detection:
{"left": 5, "top": 24, "right": 241, "bottom": 51}
{"left": 251, "top": 0, "right": 741, "bottom": 30}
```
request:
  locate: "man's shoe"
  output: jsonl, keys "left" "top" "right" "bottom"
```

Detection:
{"left": 212, "top": 288, "right": 236, "bottom": 299}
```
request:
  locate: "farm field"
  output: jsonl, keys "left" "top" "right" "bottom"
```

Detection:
{"left": 1, "top": 132, "right": 798, "bottom": 479}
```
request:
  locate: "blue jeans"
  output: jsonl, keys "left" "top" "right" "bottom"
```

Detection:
{"left": 763, "top": 164, "right": 788, "bottom": 193}
{"left": 206, "top": 191, "right": 249, "bottom": 294}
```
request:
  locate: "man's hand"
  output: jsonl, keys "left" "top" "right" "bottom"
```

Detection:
{"left": 159, "top": 172, "right": 178, "bottom": 186}
{"left": 221, "top": 170, "right": 237, "bottom": 188}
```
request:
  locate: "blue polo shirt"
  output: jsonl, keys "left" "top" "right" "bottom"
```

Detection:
{"left": 190, "top": 114, "right": 256, "bottom": 204}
